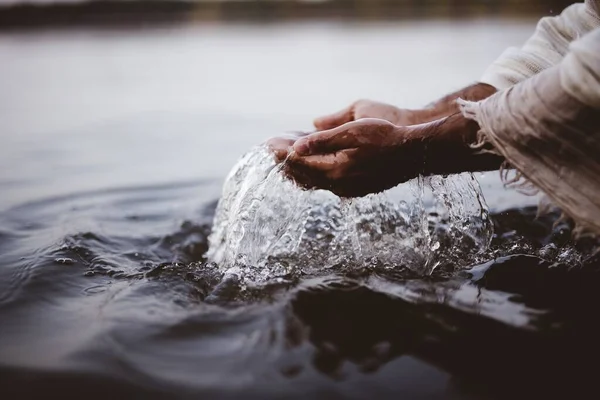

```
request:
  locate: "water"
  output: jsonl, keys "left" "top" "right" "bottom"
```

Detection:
{"left": 2, "top": 21, "right": 600, "bottom": 399}
{"left": 208, "top": 146, "right": 493, "bottom": 283}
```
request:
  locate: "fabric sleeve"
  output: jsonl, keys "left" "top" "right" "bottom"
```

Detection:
{"left": 480, "top": 0, "right": 600, "bottom": 90}
{"left": 460, "top": 28, "right": 600, "bottom": 234}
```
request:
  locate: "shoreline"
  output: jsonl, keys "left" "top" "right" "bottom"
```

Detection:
{"left": 0, "top": 0, "right": 571, "bottom": 30}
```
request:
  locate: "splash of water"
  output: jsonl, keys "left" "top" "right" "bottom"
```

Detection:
{"left": 208, "top": 146, "right": 493, "bottom": 285}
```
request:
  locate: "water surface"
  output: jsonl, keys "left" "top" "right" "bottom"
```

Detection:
{"left": 1, "top": 21, "right": 599, "bottom": 399}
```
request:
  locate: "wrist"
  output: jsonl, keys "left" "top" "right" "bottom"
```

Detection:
{"left": 407, "top": 113, "right": 502, "bottom": 176}
{"left": 413, "top": 82, "right": 499, "bottom": 126}
{"left": 409, "top": 108, "right": 450, "bottom": 125}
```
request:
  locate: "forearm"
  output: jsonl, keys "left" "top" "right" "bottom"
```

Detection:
{"left": 408, "top": 111, "right": 504, "bottom": 177}
{"left": 408, "top": 82, "right": 497, "bottom": 124}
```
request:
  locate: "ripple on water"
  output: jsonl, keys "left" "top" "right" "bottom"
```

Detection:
{"left": 1, "top": 157, "right": 599, "bottom": 399}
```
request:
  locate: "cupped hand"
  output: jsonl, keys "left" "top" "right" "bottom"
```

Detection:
{"left": 284, "top": 118, "right": 426, "bottom": 197}
{"left": 268, "top": 100, "right": 417, "bottom": 163}
{"left": 266, "top": 131, "right": 310, "bottom": 163}
{"left": 314, "top": 100, "right": 417, "bottom": 130}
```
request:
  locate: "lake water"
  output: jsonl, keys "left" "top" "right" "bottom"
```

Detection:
{"left": 1, "top": 21, "right": 599, "bottom": 399}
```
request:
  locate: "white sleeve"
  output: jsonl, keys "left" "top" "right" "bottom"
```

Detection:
{"left": 480, "top": 0, "right": 600, "bottom": 90}
{"left": 561, "top": 27, "right": 600, "bottom": 108}
{"left": 460, "top": 28, "right": 600, "bottom": 234}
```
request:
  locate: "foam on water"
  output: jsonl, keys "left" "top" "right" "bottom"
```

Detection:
{"left": 208, "top": 146, "right": 493, "bottom": 285}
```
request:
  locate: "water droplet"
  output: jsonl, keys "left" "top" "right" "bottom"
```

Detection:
{"left": 54, "top": 257, "right": 75, "bottom": 265}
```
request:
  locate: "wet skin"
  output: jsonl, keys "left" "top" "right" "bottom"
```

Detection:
{"left": 267, "top": 83, "right": 503, "bottom": 197}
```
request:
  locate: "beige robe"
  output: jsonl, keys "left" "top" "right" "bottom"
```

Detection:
{"left": 460, "top": 2, "right": 600, "bottom": 234}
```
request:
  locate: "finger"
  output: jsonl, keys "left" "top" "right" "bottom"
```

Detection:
{"left": 287, "top": 149, "right": 355, "bottom": 172}
{"left": 285, "top": 160, "right": 365, "bottom": 198}
{"left": 285, "top": 154, "right": 386, "bottom": 198}
{"left": 313, "top": 105, "right": 354, "bottom": 130}
{"left": 266, "top": 137, "right": 295, "bottom": 163}
{"left": 282, "top": 157, "right": 329, "bottom": 191}
{"left": 293, "top": 124, "right": 361, "bottom": 156}
{"left": 283, "top": 130, "right": 312, "bottom": 138}
{"left": 273, "top": 148, "right": 289, "bottom": 163}
{"left": 284, "top": 164, "right": 367, "bottom": 198}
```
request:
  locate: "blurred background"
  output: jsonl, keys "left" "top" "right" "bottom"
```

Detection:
{"left": 0, "top": 0, "right": 575, "bottom": 26}
{"left": 0, "top": 0, "right": 570, "bottom": 210}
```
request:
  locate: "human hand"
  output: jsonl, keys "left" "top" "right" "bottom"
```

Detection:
{"left": 314, "top": 100, "right": 418, "bottom": 130}
{"left": 284, "top": 114, "right": 505, "bottom": 198}
{"left": 314, "top": 83, "right": 498, "bottom": 131}
{"left": 284, "top": 118, "right": 426, "bottom": 197}
{"left": 266, "top": 99, "right": 410, "bottom": 163}
{"left": 266, "top": 131, "right": 310, "bottom": 163}
{"left": 267, "top": 95, "right": 456, "bottom": 164}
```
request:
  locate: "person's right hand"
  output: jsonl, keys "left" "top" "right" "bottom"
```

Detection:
{"left": 313, "top": 100, "right": 418, "bottom": 130}
{"left": 283, "top": 113, "right": 505, "bottom": 197}
{"left": 267, "top": 100, "right": 414, "bottom": 163}
{"left": 284, "top": 118, "right": 422, "bottom": 197}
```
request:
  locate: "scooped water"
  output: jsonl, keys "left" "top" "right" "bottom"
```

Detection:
{"left": 208, "top": 146, "right": 493, "bottom": 285}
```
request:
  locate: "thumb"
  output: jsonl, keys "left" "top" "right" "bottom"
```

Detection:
{"left": 293, "top": 124, "right": 360, "bottom": 156}
{"left": 313, "top": 105, "right": 354, "bottom": 130}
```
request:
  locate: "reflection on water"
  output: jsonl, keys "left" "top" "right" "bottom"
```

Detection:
{"left": 1, "top": 21, "right": 599, "bottom": 399}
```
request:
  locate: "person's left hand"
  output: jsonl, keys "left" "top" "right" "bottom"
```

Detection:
{"left": 283, "top": 118, "right": 426, "bottom": 197}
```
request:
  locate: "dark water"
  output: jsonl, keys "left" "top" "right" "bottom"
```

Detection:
{"left": 2, "top": 23, "right": 600, "bottom": 399}
{"left": 1, "top": 180, "right": 599, "bottom": 399}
